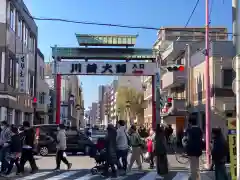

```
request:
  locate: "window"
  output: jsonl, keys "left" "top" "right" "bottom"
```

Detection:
{"left": 8, "top": 58, "right": 13, "bottom": 86}
{"left": 15, "top": 61, "right": 19, "bottom": 88}
{"left": 24, "top": 25, "right": 28, "bottom": 46}
{"left": 17, "top": 15, "right": 22, "bottom": 38}
{"left": 10, "top": 4, "right": 15, "bottom": 31}
{"left": 223, "top": 69, "right": 235, "bottom": 87}
{"left": 39, "top": 92, "right": 45, "bottom": 104}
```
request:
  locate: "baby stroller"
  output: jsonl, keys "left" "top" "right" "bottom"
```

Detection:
{"left": 90, "top": 138, "right": 106, "bottom": 175}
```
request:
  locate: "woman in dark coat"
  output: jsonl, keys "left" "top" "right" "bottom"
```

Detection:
{"left": 102, "top": 124, "right": 118, "bottom": 178}
{"left": 155, "top": 124, "right": 168, "bottom": 176}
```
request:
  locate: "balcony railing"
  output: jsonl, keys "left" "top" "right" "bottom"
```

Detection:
{"left": 161, "top": 71, "right": 186, "bottom": 90}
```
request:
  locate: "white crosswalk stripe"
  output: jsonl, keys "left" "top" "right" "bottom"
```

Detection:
{"left": 9, "top": 170, "right": 161, "bottom": 180}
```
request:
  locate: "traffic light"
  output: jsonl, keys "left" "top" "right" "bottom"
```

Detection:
{"left": 32, "top": 97, "right": 37, "bottom": 107}
{"left": 166, "top": 97, "right": 173, "bottom": 108}
{"left": 166, "top": 65, "right": 184, "bottom": 72}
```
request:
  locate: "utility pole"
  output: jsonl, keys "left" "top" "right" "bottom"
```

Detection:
{"left": 53, "top": 45, "right": 57, "bottom": 124}
{"left": 232, "top": 0, "right": 240, "bottom": 178}
{"left": 155, "top": 52, "right": 161, "bottom": 175}
{"left": 205, "top": 0, "right": 211, "bottom": 168}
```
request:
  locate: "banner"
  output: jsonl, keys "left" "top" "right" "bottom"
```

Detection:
{"left": 228, "top": 118, "right": 237, "bottom": 180}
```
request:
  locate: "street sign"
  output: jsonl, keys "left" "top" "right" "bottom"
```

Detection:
{"left": 228, "top": 118, "right": 237, "bottom": 180}
{"left": 18, "top": 56, "right": 27, "bottom": 93}
{"left": 55, "top": 61, "right": 156, "bottom": 76}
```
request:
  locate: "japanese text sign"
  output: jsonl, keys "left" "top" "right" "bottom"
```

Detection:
{"left": 228, "top": 118, "right": 237, "bottom": 180}
{"left": 18, "top": 56, "right": 27, "bottom": 93}
{"left": 55, "top": 61, "right": 156, "bottom": 76}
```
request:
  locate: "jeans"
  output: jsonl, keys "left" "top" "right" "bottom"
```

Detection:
{"left": 215, "top": 163, "right": 228, "bottom": 180}
{"left": 20, "top": 148, "right": 38, "bottom": 172}
{"left": 149, "top": 152, "right": 154, "bottom": 168}
{"left": 189, "top": 156, "right": 200, "bottom": 180}
{"left": 0, "top": 147, "right": 10, "bottom": 172}
{"left": 56, "top": 150, "right": 69, "bottom": 169}
{"left": 6, "top": 157, "right": 20, "bottom": 174}
{"left": 117, "top": 149, "right": 128, "bottom": 171}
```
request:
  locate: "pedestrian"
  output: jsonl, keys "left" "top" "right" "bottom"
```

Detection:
{"left": 55, "top": 124, "right": 72, "bottom": 170}
{"left": 128, "top": 125, "right": 143, "bottom": 172}
{"left": 146, "top": 129, "right": 155, "bottom": 169}
{"left": 184, "top": 117, "right": 203, "bottom": 180}
{"left": 0, "top": 121, "right": 12, "bottom": 173}
{"left": 102, "top": 124, "right": 117, "bottom": 178}
{"left": 211, "top": 127, "right": 228, "bottom": 180}
{"left": 19, "top": 121, "right": 38, "bottom": 174}
{"left": 116, "top": 120, "right": 129, "bottom": 175}
{"left": 155, "top": 125, "right": 168, "bottom": 178}
{"left": 3, "top": 126, "right": 21, "bottom": 177}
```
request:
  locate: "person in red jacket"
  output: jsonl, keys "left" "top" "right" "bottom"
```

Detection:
{"left": 146, "top": 129, "right": 155, "bottom": 169}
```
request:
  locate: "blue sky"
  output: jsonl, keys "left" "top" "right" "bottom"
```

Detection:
{"left": 23, "top": 0, "right": 232, "bottom": 108}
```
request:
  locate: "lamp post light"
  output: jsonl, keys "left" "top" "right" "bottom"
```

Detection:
{"left": 126, "top": 100, "right": 131, "bottom": 127}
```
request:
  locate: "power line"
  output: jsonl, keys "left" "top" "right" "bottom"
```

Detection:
{"left": 184, "top": 0, "right": 200, "bottom": 27}
{"left": 23, "top": 6, "right": 235, "bottom": 36}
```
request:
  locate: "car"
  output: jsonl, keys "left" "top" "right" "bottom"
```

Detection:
{"left": 32, "top": 124, "right": 94, "bottom": 156}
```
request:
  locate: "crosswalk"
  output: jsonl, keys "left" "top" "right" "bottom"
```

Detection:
{"left": 0, "top": 169, "right": 217, "bottom": 180}
{"left": 1, "top": 169, "right": 172, "bottom": 180}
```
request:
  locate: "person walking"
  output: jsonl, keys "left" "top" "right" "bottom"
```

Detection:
{"left": 183, "top": 117, "right": 203, "bottom": 180}
{"left": 102, "top": 124, "right": 118, "bottom": 178}
{"left": 0, "top": 121, "right": 12, "bottom": 173}
{"left": 155, "top": 125, "right": 168, "bottom": 178}
{"left": 19, "top": 121, "right": 38, "bottom": 174}
{"left": 146, "top": 129, "right": 155, "bottom": 169}
{"left": 55, "top": 124, "right": 72, "bottom": 170}
{"left": 116, "top": 120, "right": 129, "bottom": 175}
{"left": 3, "top": 126, "right": 21, "bottom": 177}
{"left": 211, "top": 128, "right": 228, "bottom": 180}
{"left": 128, "top": 125, "right": 143, "bottom": 172}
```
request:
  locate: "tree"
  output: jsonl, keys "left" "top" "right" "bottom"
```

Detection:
{"left": 116, "top": 86, "right": 144, "bottom": 122}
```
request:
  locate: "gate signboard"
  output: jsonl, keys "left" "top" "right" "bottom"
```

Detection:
{"left": 55, "top": 61, "right": 156, "bottom": 76}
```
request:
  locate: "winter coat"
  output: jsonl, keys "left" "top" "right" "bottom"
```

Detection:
{"left": 56, "top": 130, "right": 67, "bottom": 150}
{"left": 212, "top": 135, "right": 228, "bottom": 164}
{"left": 185, "top": 126, "right": 203, "bottom": 157}
{"left": 155, "top": 125, "right": 167, "bottom": 155}
{"left": 116, "top": 126, "right": 129, "bottom": 150}
{"left": 105, "top": 126, "right": 117, "bottom": 164}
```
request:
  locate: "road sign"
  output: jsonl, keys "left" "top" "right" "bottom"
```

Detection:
{"left": 228, "top": 118, "right": 237, "bottom": 180}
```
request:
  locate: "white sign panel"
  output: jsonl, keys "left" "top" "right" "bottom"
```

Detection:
{"left": 56, "top": 61, "right": 156, "bottom": 76}
{"left": 18, "top": 56, "right": 27, "bottom": 93}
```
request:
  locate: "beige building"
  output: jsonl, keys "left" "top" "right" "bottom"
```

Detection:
{"left": 143, "top": 27, "right": 233, "bottom": 134}
{"left": 36, "top": 49, "right": 49, "bottom": 124}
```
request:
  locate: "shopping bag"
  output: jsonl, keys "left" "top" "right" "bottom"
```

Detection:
{"left": 63, "top": 152, "right": 67, "bottom": 157}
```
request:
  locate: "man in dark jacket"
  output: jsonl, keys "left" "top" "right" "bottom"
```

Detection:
{"left": 19, "top": 121, "right": 38, "bottom": 173}
{"left": 184, "top": 117, "right": 203, "bottom": 180}
{"left": 102, "top": 124, "right": 117, "bottom": 178}
{"left": 211, "top": 128, "right": 228, "bottom": 180}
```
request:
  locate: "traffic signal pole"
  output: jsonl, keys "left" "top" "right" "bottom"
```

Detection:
{"left": 205, "top": 0, "right": 211, "bottom": 169}
{"left": 232, "top": 0, "right": 240, "bottom": 178}
{"left": 53, "top": 45, "right": 61, "bottom": 125}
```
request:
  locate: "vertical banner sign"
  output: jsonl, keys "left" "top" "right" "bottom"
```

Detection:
{"left": 228, "top": 118, "right": 237, "bottom": 180}
{"left": 18, "top": 56, "right": 26, "bottom": 93}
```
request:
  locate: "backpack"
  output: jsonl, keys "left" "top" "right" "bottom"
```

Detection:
{"left": 124, "top": 131, "right": 131, "bottom": 146}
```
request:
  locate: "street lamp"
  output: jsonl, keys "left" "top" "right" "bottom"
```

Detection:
{"left": 125, "top": 100, "right": 131, "bottom": 127}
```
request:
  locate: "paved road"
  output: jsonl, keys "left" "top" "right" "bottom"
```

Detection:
{"left": 0, "top": 155, "right": 229, "bottom": 179}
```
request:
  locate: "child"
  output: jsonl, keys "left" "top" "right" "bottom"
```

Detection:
{"left": 147, "top": 130, "right": 155, "bottom": 169}
{"left": 4, "top": 126, "right": 21, "bottom": 176}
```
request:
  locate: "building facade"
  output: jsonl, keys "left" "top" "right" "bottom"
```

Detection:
{"left": 97, "top": 85, "right": 106, "bottom": 125}
{"left": 0, "top": 0, "right": 38, "bottom": 125}
{"left": 145, "top": 27, "right": 232, "bottom": 136}
{"left": 35, "top": 49, "right": 49, "bottom": 124}
{"left": 89, "top": 102, "right": 98, "bottom": 125}
{"left": 143, "top": 27, "right": 229, "bottom": 131}
{"left": 45, "top": 62, "right": 82, "bottom": 127}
